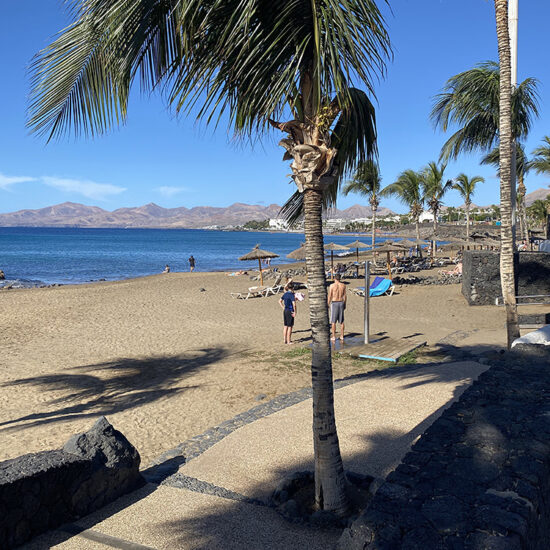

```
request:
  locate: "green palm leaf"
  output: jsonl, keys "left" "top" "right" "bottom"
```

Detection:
{"left": 431, "top": 61, "right": 539, "bottom": 161}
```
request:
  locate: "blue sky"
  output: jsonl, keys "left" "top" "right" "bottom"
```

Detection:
{"left": 1, "top": 0, "right": 549, "bottom": 214}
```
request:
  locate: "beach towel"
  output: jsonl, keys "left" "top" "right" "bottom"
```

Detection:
{"left": 369, "top": 278, "right": 392, "bottom": 297}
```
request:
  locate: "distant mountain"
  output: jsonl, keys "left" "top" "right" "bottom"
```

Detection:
{"left": 525, "top": 187, "right": 550, "bottom": 206}
{"left": 0, "top": 201, "right": 396, "bottom": 228}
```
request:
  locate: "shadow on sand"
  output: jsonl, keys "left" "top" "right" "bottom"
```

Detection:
{"left": 20, "top": 344, "right": 504, "bottom": 549}
{"left": 1, "top": 347, "right": 229, "bottom": 432}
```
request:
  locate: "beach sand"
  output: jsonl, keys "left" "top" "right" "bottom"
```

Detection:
{"left": 0, "top": 267, "right": 521, "bottom": 465}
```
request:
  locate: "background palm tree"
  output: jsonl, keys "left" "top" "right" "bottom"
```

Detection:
{"left": 528, "top": 198, "right": 550, "bottom": 238}
{"left": 530, "top": 136, "right": 550, "bottom": 176}
{"left": 421, "top": 161, "right": 452, "bottom": 254}
{"left": 452, "top": 173, "right": 485, "bottom": 241}
{"left": 342, "top": 160, "right": 382, "bottom": 254}
{"left": 494, "top": 0, "right": 520, "bottom": 347}
{"left": 381, "top": 169, "right": 424, "bottom": 248}
{"left": 27, "top": 0, "right": 391, "bottom": 514}
{"left": 430, "top": 61, "right": 539, "bottom": 162}
{"left": 481, "top": 143, "right": 529, "bottom": 242}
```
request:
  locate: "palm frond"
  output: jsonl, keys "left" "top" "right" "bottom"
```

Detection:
{"left": 530, "top": 136, "right": 550, "bottom": 176}
{"left": 28, "top": 0, "right": 391, "bottom": 140}
{"left": 431, "top": 61, "right": 539, "bottom": 161}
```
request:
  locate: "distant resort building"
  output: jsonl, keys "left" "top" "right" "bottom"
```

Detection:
{"left": 419, "top": 210, "right": 435, "bottom": 223}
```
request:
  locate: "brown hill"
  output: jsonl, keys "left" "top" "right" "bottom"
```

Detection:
{"left": 0, "top": 201, "right": 395, "bottom": 228}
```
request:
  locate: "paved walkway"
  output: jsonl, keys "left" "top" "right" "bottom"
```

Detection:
{"left": 23, "top": 361, "right": 487, "bottom": 550}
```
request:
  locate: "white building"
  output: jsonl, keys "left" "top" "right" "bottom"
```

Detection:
{"left": 419, "top": 210, "right": 435, "bottom": 223}
{"left": 269, "top": 218, "right": 290, "bottom": 230}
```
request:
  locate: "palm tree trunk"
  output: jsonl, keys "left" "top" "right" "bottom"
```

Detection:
{"left": 495, "top": 0, "right": 520, "bottom": 347}
{"left": 303, "top": 189, "right": 348, "bottom": 516}
{"left": 415, "top": 217, "right": 422, "bottom": 258}
{"left": 371, "top": 206, "right": 377, "bottom": 265}
{"left": 433, "top": 207, "right": 438, "bottom": 257}
{"left": 466, "top": 203, "right": 470, "bottom": 241}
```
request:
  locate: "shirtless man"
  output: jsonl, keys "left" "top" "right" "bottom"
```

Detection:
{"left": 327, "top": 274, "right": 346, "bottom": 342}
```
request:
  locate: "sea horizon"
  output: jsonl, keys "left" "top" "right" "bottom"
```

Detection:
{"left": 0, "top": 226, "right": 391, "bottom": 288}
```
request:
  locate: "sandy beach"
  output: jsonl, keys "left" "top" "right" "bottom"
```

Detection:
{"left": 0, "top": 266, "right": 515, "bottom": 465}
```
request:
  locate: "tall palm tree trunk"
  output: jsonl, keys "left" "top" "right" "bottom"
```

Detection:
{"left": 303, "top": 189, "right": 348, "bottom": 516}
{"left": 371, "top": 206, "right": 377, "bottom": 264}
{"left": 415, "top": 217, "right": 422, "bottom": 258}
{"left": 432, "top": 207, "right": 438, "bottom": 257}
{"left": 517, "top": 179, "right": 529, "bottom": 243}
{"left": 495, "top": 0, "right": 520, "bottom": 347}
{"left": 465, "top": 202, "right": 471, "bottom": 241}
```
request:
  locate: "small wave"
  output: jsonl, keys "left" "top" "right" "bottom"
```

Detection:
{"left": 0, "top": 278, "right": 48, "bottom": 289}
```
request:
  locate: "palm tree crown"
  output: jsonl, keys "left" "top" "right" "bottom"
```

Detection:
{"left": 453, "top": 174, "right": 484, "bottom": 207}
{"left": 421, "top": 161, "right": 452, "bottom": 217}
{"left": 530, "top": 136, "right": 550, "bottom": 176}
{"left": 381, "top": 169, "right": 424, "bottom": 219}
{"left": 342, "top": 160, "right": 381, "bottom": 208}
{"left": 430, "top": 61, "right": 539, "bottom": 161}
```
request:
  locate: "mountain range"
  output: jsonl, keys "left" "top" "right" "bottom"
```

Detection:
{"left": 0, "top": 202, "right": 395, "bottom": 229}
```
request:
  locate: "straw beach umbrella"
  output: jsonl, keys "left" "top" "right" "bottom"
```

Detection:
{"left": 287, "top": 243, "right": 307, "bottom": 260}
{"left": 369, "top": 244, "right": 404, "bottom": 280}
{"left": 324, "top": 242, "right": 349, "bottom": 278}
{"left": 344, "top": 240, "right": 370, "bottom": 263}
{"left": 239, "top": 244, "right": 279, "bottom": 285}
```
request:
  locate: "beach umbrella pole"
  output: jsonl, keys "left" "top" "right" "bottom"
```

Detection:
{"left": 258, "top": 258, "right": 263, "bottom": 285}
{"left": 364, "top": 261, "right": 370, "bottom": 344}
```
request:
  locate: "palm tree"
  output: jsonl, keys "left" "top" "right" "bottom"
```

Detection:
{"left": 494, "top": 0, "right": 520, "bottom": 347}
{"left": 453, "top": 173, "right": 485, "bottom": 241}
{"left": 342, "top": 160, "right": 382, "bottom": 253}
{"left": 530, "top": 136, "right": 550, "bottom": 176}
{"left": 27, "top": 0, "right": 391, "bottom": 514}
{"left": 481, "top": 143, "right": 529, "bottom": 242}
{"left": 430, "top": 61, "right": 539, "bottom": 161}
{"left": 422, "top": 161, "right": 452, "bottom": 254}
{"left": 528, "top": 198, "right": 550, "bottom": 238}
{"left": 381, "top": 170, "right": 424, "bottom": 247}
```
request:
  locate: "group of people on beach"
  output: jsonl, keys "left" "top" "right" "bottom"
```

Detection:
{"left": 279, "top": 275, "right": 346, "bottom": 345}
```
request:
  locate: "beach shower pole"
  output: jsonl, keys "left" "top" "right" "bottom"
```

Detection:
{"left": 364, "top": 261, "right": 370, "bottom": 344}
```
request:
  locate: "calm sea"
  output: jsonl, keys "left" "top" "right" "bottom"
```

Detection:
{"left": 0, "top": 227, "right": 390, "bottom": 287}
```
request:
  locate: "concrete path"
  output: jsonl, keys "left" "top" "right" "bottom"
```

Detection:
{"left": 22, "top": 361, "right": 487, "bottom": 550}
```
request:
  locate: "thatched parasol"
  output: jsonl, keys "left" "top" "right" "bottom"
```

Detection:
{"left": 369, "top": 244, "right": 405, "bottom": 279}
{"left": 324, "top": 242, "right": 349, "bottom": 278}
{"left": 286, "top": 243, "right": 307, "bottom": 260}
{"left": 239, "top": 244, "right": 279, "bottom": 285}
{"left": 344, "top": 240, "right": 370, "bottom": 263}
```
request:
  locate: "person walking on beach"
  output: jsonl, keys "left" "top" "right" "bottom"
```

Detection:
{"left": 188, "top": 255, "right": 195, "bottom": 272}
{"left": 279, "top": 282, "right": 297, "bottom": 345}
{"left": 327, "top": 274, "right": 346, "bottom": 342}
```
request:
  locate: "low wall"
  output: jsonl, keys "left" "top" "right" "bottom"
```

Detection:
{"left": 339, "top": 347, "right": 550, "bottom": 549}
{"left": 0, "top": 417, "right": 143, "bottom": 548}
{"left": 462, "top": 251, "right": 550, "bottom": 305}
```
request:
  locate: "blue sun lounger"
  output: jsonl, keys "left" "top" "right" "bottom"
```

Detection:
{"left": 352, "top": 277, "right": 394, "bottom": 297}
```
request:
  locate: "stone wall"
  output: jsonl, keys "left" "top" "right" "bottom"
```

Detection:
{"left": 0, "top": 417, "right": 143, "bottom": 548}
{"left": 339, "top": 347, "right": 550, "bottom": 549}
{"left": 462, "top": 251, "right": 550, "bottom": 305}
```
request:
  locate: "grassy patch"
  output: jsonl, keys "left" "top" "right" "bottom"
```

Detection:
{"left": 282, "top": 346, "right": 312, "bottom": 358}
{"left": 397, "top": 349, "right": 418, "bottom": 365}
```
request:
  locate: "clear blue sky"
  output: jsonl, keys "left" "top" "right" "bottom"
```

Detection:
{"left": 1, "top": 1, "right": 548, "bottom": 214}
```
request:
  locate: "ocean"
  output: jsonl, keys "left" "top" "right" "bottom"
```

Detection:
{"left": 0, "top": 227, "right": 390, "bottom": 287}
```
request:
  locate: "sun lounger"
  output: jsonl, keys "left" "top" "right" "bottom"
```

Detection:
{"left": 352, "top": 277, "right": 394, "bottom": 297}
{"left": 230, "top": 286, "right": 267, "bottom": 299}
{"left": 263, "top": 275, "right": 284, "bottom": 296}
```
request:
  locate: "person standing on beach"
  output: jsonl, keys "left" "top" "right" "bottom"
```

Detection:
{"left": 327, "top": 274, "right": 346, "bottom": 342}
{"left": 279, "top": 283, "right": 297, "bottom": 345}
{"left": 188, "top": 255, "right": 195, "bottom": 272}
